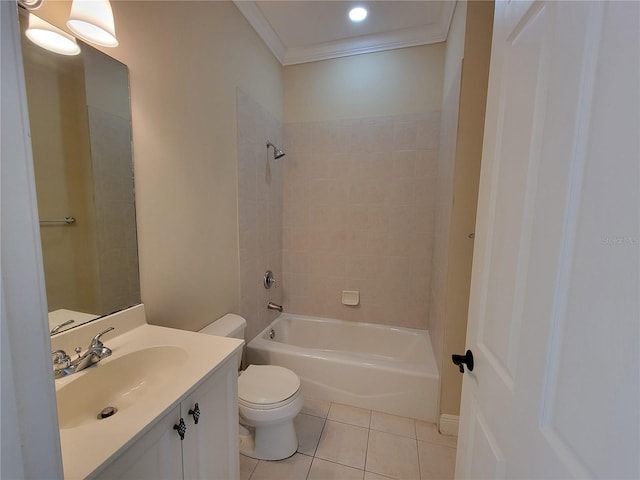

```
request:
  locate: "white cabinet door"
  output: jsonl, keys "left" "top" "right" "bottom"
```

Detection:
{"left": 456, "top": 1, "right": 639, "bottom": 478}
{"left": 182, "top": 360, "right": 239, "bottom": 480}
{"left": 92, "top": 355, "right": 240, "bottom": 480}
{"left": 93, "top": 405, "right": 183, "bottom": 480}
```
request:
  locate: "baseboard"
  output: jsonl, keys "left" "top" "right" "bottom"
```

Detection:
{"left": 439, "top": 414, "right": 459, "bottom": 436}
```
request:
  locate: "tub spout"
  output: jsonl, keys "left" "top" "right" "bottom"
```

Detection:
{"left": 267, "top": 301, "right": 283, "bottom": 312}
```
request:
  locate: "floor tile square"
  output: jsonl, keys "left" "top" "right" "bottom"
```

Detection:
{"left": 415, "top": 421, "right": 458, "bottom": 448}
{"left": 315, "top": 420, "right": 369, "bottom": 469}
{"left": 240, "top": 454, "right": 258, "bottom": 480}
{"left": 328, "top": 403, "right": 371, "bottom": 428}
{"left": 301, "top": 397, "right": 331, "bottom": 418}
{"left": 364, "top": 471, "right": 397, "bottom": 480}
{"left": 250, "top": 453, "right": 312, "bottom": 480}
{"left": 295, "top": 413, "right": 325, "bottom": 456}
{"left": 366, "top": 430, "right": 420, "bottom": 480}
{"left": 417, "top": 441, "right": 456, "bottom": 480}
{"left": 308, "top": 458, "right": 364, "bottom": 480}
{"left": 370, "top": 411, "right": 416, "bottom": 438}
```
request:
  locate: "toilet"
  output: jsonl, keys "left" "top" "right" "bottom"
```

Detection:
{"left": 199, "top": 314, "right": 303, "bottom": 461}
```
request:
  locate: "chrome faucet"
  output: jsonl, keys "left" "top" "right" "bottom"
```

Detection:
{"left": 267, "top": 301, "right": 283, "bottom": 312}
{"left": 52, "top": 327, "right": 115, "bottom": 378}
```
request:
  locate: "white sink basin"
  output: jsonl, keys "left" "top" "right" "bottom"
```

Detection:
{"left": 56, "top": 346, "right": 188, "bottom": 429}
{"left": 50, "top": 306, "right": 243, "bottom": 480}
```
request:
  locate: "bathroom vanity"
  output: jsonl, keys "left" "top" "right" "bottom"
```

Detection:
{"left": 50, "top": 305, "right": 243, "bottom": 479}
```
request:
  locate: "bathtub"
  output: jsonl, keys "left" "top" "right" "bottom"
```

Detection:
{"left": 247, "top": 313, "right": 439, "bottom": 422}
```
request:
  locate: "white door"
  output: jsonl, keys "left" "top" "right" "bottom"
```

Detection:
{"left": 456, "top": 1, "right": 639, "bottom": 478}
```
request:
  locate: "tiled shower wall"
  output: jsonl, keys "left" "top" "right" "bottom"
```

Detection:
{"left": 237, "top": 90, "right": 283, "bottom": 342}
{"left": 282, "top": 113, "right": 440, "bottom": 329}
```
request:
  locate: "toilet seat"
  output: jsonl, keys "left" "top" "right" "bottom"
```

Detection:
{"left": 238, "top": 365, "right": 300, "bottom": 409}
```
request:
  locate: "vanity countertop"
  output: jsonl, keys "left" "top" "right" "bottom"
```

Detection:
{"left": 51, "top": 305, "right": 243, "bottom": 479}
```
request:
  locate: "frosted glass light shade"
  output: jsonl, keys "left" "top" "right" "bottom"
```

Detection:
{"left": 67, "top": 0, "right": 118, "bottom": 47}
{"left": 26, "top": 14, "right": 81, "bottom": 56}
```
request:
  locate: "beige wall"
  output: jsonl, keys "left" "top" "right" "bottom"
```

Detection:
{"left": 35, "top": 1, "right": 283, "bottom": 331}
{"left": 431, "top": 1, "right": 495, "bottom": 419}
{"left": 281, "top": 46, "right": 443, "bottom": 328}
{"left": 114, "top": 1, "right": 282, "bottom": 331}
{"left": 430, "top": 0, "right": 467, "bottom": 388}
{"left": 440, "top": 0, "right": 494, "bottom": 417}
{"left": 284, "top": 44, "right": 444, "bottom": 123}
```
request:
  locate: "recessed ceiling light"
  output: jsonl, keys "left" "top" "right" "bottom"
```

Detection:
{"left": 349, "top": 7, "right": 368, "bottom": 23}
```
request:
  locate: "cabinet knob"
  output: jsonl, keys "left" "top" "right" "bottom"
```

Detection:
{"left": 173, "top": 418, "right": 186, "bottom": 440}
{"left": 188, "top": 403, "right": 201, "bottom": 424}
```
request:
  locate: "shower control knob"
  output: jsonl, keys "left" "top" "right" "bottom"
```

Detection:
{"left": 263, "top": 270, "right": 277, "bottom": 289}
{"left": 452, "top": 350, "right": 474, "bottom": 374}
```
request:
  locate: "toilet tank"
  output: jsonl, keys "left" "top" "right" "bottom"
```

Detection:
{"left": 199, "top": 313, "right": 246, "bottom": 339}
{"left": 200, "top": 314, "right": 246, "bottom": 369}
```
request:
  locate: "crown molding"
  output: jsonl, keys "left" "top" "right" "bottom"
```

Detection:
{"left": 283, "top": 24, "right": 446, "bottom": 66}
{"left": 234, "top": 1, "right": 457, "bottom": 66}
{"left": 233, "top": 0, "right": 286, "bottom": 64}
{"left": 440, "top": 0, "right": 457, "bottom": 42}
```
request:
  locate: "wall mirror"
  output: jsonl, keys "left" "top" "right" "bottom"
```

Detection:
{"left": 18, "top": 9, "right": 140, "bottom": 335}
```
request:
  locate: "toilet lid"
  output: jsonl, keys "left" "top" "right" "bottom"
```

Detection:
{"left": 238, "top": 365, "right": 300, "bottom": 405}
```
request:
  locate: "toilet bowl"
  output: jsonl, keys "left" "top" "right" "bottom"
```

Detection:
{"left": 199, "top": 314, "right": 303, "bottom": 461}
{"left": 238, "top": 364, "right": 304, "bottom": 459}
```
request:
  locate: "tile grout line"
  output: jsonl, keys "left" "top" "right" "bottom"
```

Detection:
{"left": 304, "top": 402, "right": 330, "bottom": 480}
{"left": 414, "top": 419, "right": 421, "bottom": 480}
{"left": 362, "top": 406, "right": 372, "bottom": 477}
{"left": 415, "top": 428, "right": 422, "bottom": 480}
{"left": 246, "top": 456, "right": 258, "bottom": 480}
{"left": 303, "top": 452, "right": 313, "bottom": 480}
{"left": 363, "top": 427, "right": 371, "bottom": 477}
{"left": 304, "top": 417, "right": 328, "bottom": 479}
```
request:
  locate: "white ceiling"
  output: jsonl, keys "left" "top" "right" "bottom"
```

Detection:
{"left": 233, "top": 1, "right": 457, "bottom": 66}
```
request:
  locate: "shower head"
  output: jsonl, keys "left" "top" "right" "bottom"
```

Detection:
{"left": 266, "top": 141, "right": 285, "bottom": 159}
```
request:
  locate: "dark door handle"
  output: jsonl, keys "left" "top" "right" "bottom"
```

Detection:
{"left": 452, "top": 350, "right": 474, "bottom": 373}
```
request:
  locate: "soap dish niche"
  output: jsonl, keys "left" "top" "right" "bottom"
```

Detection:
{"left": 341, "top": 290, "right": 359, "bottom": 306}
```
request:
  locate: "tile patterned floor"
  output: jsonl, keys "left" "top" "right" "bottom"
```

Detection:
{"left": 240, "top": 399, "right": 457, "bottom": 480}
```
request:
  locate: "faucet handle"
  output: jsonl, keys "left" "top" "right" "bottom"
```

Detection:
{"left": 91, "top": 326, "right": 115, "bottom": 348}
{"left": 52, "top": 350, "right": 70, "bottom": 364}
{"left": 52, "top": 350, "right": 71, "bottom": 372}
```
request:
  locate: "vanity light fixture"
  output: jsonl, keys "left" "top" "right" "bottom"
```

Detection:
{"left": 19, "top": 0, "right": 43, "bottom": 9}
{"left": 349, "top": 6, "right": 368, "bottom": 23}
{"left": 67, "top": 0, "right": 118, "bottom": 48}
{"left": 25, "top": 13, "right": 81, "bottom": 56}
{"left": 19, "top": 0, "right": 118, "bottom": 52}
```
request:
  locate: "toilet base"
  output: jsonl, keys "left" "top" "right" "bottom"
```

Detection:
{"left": 239, "top": 421, "right": 298, "bottom": 460}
